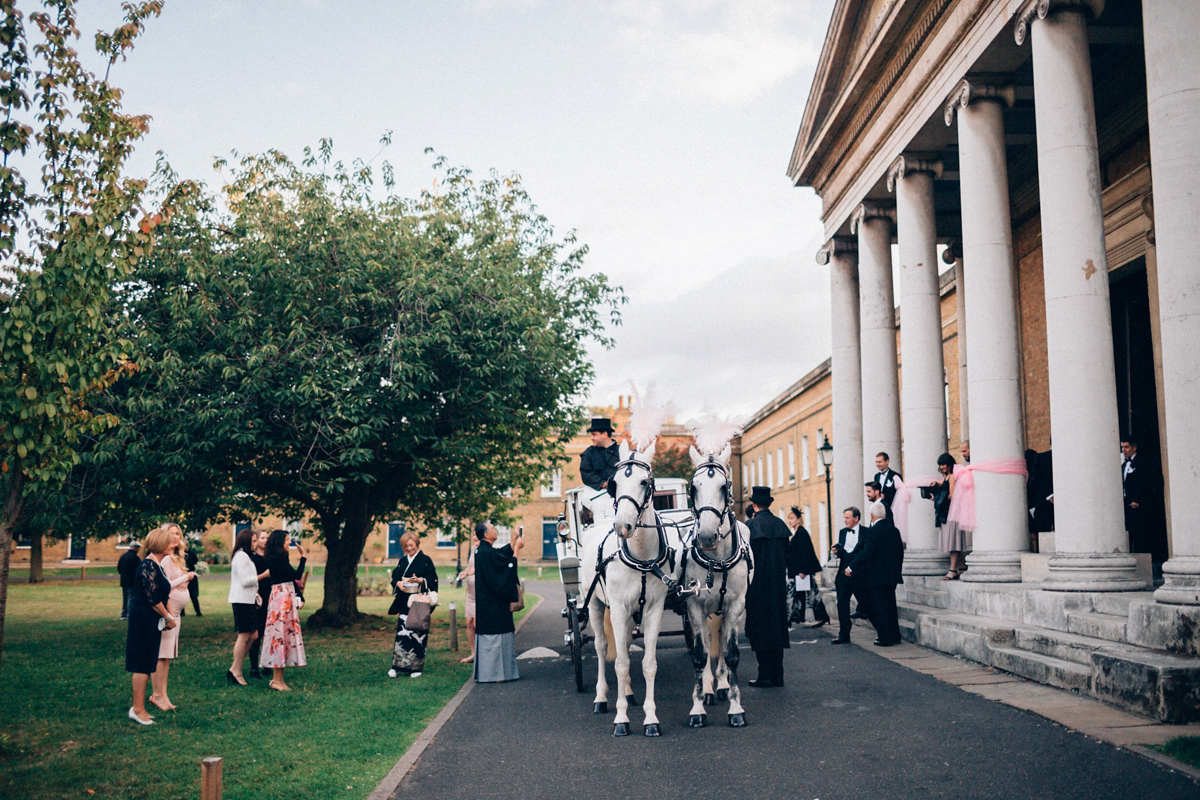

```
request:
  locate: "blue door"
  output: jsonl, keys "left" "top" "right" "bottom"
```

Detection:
{"left": 387, "top": 522, "right": 405, "bottom": 559}
{"left": 68, "top": 536, "right": 86, "bottom": 560}
{"left": 542, "top": 521, "right": 557, "bottom": 559}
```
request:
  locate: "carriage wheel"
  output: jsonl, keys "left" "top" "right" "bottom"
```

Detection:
{"left": 568, "top": 603, "right": 585, "bottom": 693}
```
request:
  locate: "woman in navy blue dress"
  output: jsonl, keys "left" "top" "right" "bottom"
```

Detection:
{"left": 125, "top": 527, "right": 177, "bottom": 725}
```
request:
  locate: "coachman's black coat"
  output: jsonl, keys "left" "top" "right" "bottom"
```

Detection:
{"left": 474, "top": 541, "right": 520, "bottom": 635}
{"left": 580, "top": 441, "right": 621, "bottom": 491}
{"left": 744, "top": 511, "right": 791, "bottom": 652}
{"left": 388, "top": 551, "right": 439, "bottom": 616}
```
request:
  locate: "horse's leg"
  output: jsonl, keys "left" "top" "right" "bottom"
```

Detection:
{"left": 725, "top": 619, "right": 746, "bottom": 727}
{"left": 639, "top": 603, "right": 665, "bottom": 736}
{"left": 702, "top": 610, "right": 722, "bottom": 706}
{"left": 610, "top": 604, "right": 633, "bottom": 736}
{"left": 687, "top": 606, "right": 709, "bottom": 727}
{"left": 590, "top": 599, "right": 609, "bottom": 714}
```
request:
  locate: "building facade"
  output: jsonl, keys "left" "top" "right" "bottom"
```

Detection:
{"left": 790, "top": 0, "right": 1200, "bottom": 721}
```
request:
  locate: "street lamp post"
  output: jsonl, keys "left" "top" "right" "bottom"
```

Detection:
{"left": 818, "top": 436, "right": 834, "bottom": 559}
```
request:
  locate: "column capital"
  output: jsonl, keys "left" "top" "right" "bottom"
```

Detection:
{"left": 941, "top": 239, "right": 962, "bottom": 264}
{"left": 944, "top": 79, "right": 1016, "bottom": 126}
{"left": 850, "top": 202, "right": 895, "bottom": 234}
{"left": 815, "top": 236, "right": 858, "bottom": 265}
{"left": 1015, "top": 0, "right": 1105, "bottom": 46}
{"left": 886, "top": 154, "right": 944, "bottom": 192}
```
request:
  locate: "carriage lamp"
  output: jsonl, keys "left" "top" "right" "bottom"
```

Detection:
{"left": 557, "top": 515, "right": 570, "bottom": 542}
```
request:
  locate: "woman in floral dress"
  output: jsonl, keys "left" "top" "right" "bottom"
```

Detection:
{"left": 261, "top": 529, "right": 307, "bottom": 691}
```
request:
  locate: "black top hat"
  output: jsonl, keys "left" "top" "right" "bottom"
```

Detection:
{"left": 749, "top": 486, "right": 773, "bottom": 507}
{"left": 587, "top": 417, "right": 614, "bottom": 434}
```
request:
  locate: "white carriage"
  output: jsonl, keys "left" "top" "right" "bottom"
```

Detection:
{"left": 555, "top": 478, "right": 695, "bottom": 693}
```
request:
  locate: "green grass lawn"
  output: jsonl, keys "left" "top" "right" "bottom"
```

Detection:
{"left": 1149, "top": 736, "right": 1200, "bottom": 770}
{"left": 0, "top": 572, "right": 534, "bottom": 799}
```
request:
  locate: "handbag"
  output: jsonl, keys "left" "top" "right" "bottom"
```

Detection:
{"left": 510, "top": 578, "right": 525, "bottom": 613}
{"left": 404, "top": 578, "right": 437, "bottom": 633}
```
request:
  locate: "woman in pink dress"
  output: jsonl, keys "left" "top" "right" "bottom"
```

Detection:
{"left": 261, "top": 529, "right": 307, "bottom": 691}
{"left": 456, "top": 545, "right": 477, "bottom": 664}
{"left": 151, "top": 523, "right": 195, "bottom": 711}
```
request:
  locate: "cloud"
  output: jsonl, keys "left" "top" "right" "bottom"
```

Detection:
{"left": 587, "top": 246, "right": 832, "bottom": 419}
{"left": 606, "top": 0, "right": 827, "bottom": 104}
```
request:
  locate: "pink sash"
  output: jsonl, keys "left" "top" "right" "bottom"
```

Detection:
{"left": 891, "top": 458, "right": 1028, "bottom": 541}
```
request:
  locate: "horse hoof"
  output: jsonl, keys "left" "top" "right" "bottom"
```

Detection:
{"left": 644, "top": 723, "right": 661, "bottom": 737}
{"left": 716, "top": 688, "right": 729, "bottom": 703}
{"left": 613, "top": 722, "right": 630, "bottom": 737}
{"left": 593, "top": 702, "right": 608, "bottom": 714}
{"left": 688, "top": 714, "right": 708, "bottom": 728}
{"left": 728, "top": 713, "right": 746, "bottom": 728}
{"left": 703, "top": 693, "right": 716, "bottom": 707}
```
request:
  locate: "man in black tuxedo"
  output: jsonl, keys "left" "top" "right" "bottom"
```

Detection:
{"left": 1122, "top": 438, "right": 1154, "bottom": 556}
{"left": 830, "top": 507, "right": 870, "bottom": 645}
{"left": 845, "top": 502, "right": 904, "bottom": 646}
{"left": 873, "top": 452, "right": 902, "bottom": 509}
{"left": 865, "top": 480, "right": 894, "bottom": 523}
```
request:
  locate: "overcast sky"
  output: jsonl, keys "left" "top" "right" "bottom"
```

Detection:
{"left": 88, "top": 0, "right": 837, "bottom": 419}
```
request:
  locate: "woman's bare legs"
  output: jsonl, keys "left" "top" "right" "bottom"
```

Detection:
{"left": 270, "top": 666, "right": 290, "bottom": 691}
{"left": 150, "top": 659, "right": 175, "bottom": 710}
{"left": 131, "top": 673, "right": 153, "bottom": 722}
{"left": 230, "top": 631, "right": 257, "bottom": 680}
{"left": 460, "top": 617, "right": 476, "bottom": 663}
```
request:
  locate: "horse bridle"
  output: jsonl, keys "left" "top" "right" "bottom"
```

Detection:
{"left": 610, "top": 457, "right": 656, "bottom": 524}
{"left": 690, "top": 457, "right": 735, "bottom": 544}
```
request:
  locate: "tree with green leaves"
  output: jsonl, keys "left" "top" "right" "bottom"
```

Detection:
{"left": 100, "top": 143, "right": 624, "bottom": 626}
{"left": 0, "top": 0, "right": 165, "bottom": 669}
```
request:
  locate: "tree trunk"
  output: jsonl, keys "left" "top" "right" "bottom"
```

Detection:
{"left": 309, "top": 483, "right": 374, "bottom": 628}
{"left": 28, "top": 531, "right": 43, "bottom": 584}
{"left": 0, "top": 466, "right": 27, "bottom": 673}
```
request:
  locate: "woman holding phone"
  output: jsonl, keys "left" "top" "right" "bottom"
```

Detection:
{"left": 261, "top": 529, "right": 307, "bottom": 691}
{"left": 473, "top": 522, "right": 524, "bottom": 683}
{"left": 388, "top": 532, "right": 439, "bottom": 678}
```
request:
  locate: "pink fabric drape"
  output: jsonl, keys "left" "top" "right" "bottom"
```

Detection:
{"left": 891, "top": 458, "right": 1029, "bottom": 541}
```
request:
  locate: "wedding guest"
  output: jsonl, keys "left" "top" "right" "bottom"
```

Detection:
{"left": 125, "top": 527, "right": 176, "bottom": 725}
{"left": 455, "top": 543, "right": 477, "bottom": 664}
{"left": 151, "top": 523, "right": 196, "bottom": 711}
{"left": 785, "top": 506, "right": 829, "bottom": 627}
{"left": 247, "top": 529, "right": 270, "bottom": 678}
{"left": 474, "top": 522, "right": 524, "bottom": 683}
{"left": 932, "top": 454, "right": 965, "bottom": 579}
{"left": 388, "top": 532, "right": 439, "bottom": 678}
{"left": 184, "top": 536, "right": 202, "bottom": 616}
{"left": 117, "top": 542, "right": 141, "bottom": 619}
{"left": 228, "top": 528, "right": 270, "bottom": 686}
{"left": 261, "top": 529, "right": 307, "bottom": 691}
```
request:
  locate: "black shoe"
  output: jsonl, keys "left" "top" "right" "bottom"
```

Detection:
{"left": 226, "top": 670, "right": 245, "bottom": 686}
{"left": 808, "top": 619, "right": 829, "bottom": 629}
{"left": 850, "top": 612, "right": 867, "bottom": 620}
{"left": 748, "top": 678, "right": 777, "bottom": 688}
{"left": 248, "top": 668, "right": 261, "bottom": 679}
{"left": 873, "top": 639, "right": 897, "bottom": 647}
{"left": 831, "top": 637, "right": 850, "bottom": 645}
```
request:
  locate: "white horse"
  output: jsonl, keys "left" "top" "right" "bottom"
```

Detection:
{"left": 579, "top": 438, "right": 684, "bottom": 737}
{"left": 683, "top": 443, "right": 753, "bottom": 728}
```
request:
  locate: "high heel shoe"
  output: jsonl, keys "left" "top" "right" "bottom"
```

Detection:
{"left": 128, "top": 707, "right": 154, "bottom": 726}
{"left": 226, "top": 670, "right": 247, "bottom": 686}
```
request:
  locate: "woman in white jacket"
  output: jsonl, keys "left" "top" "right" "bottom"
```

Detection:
{"left": 227, "top": 528, "right": 270, "bottom": 686}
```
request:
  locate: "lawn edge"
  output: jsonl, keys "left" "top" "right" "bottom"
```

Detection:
{"left": 367, "top": 592, "right": 545, "bottom": 800}
{"left": 1125, "top": 745, "right": 1200, "bottom": 783}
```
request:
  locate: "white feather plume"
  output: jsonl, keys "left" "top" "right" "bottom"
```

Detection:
{"left": 627, "top": 382, "right": 675, "bottom": 451}
{"left": 685, "top": 412, "right": 747, "bottom": 458}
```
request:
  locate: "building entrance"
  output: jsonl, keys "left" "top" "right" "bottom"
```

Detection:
{"left": 1110, "top": 261, "right": 1168, "bottom": 563}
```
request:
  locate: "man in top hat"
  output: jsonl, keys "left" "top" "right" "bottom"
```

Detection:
{"left": 744, "top": 486, "right": 791, "bottom": 688}
{"left": 580, "top": 417, "right": 620, "bottom": 492}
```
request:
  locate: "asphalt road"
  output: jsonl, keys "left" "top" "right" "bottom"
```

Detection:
{"left": 392, "top": 580, "right": 1197, "bottom": 800}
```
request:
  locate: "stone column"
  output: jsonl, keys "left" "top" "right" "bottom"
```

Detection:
{"left": 1143, "top": 0, "right": 1200, "bottom": 604}
{"left": 852, "top": 202, "right": 902, "bottom": 485}
{"left": 1017, "top": 0, "right": 1144, "bottom": 590}
{"left": 889, "top": 156, "right": 950, "bottom": 575}
{"left": 944, "top": 241, "right": 969, "bottom": 445}
{"left": 817, "top": 238, "right": 864, "bottom": 518}
{"left": 944, "top": 80, "right": 1028, "bottom": 582}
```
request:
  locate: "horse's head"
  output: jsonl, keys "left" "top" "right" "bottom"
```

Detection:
{"left": 688, "top": 443, "right": 733, "bottom": 551}
{"left": 609, "top": 438, "right": 656, "bottom": 538}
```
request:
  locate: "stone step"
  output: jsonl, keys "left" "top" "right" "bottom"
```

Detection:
{"left": 1067, "top": 610, "right": 1128, "bottom": 643}
{"left": 904, "top": 587, "right": 949, "bottom": 609}
{"left": 1091, "top": 591, "right": 1154, "bottom": 617}
{"left": 899, "top": 618, "right": 917, "bottom": 642}
{"left": 989, "top": 645, "right": 1091, "bottom": 692}
{"left": 1013, "top": 625, "right": 1133, "bottom": 666}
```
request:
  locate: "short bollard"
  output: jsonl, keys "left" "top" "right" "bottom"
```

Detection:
{"left": 201, "top": 756, "right": 223, "bottom": 800}
{"left": 537, "top": 566, "right": 543, "bottom": 578}
{"left": 449, "top": 602, "right": 459, "bottom": 652}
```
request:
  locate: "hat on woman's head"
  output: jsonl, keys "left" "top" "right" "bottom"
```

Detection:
{"left": 587, "top": 417, "right": 614, "bottom": 434}
{"left": 749, "top": 486, "right": 773, "bottom": 507}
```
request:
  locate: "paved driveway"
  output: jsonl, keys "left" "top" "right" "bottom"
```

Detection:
{"left": 390, "top": 581, "right": 1197, "bottom": 800}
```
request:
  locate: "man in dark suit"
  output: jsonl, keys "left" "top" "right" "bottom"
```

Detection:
{"left": 873, "top": 452, "right": 902, "bottom": 509}
{"left": 831, "top": 507, "right": 870, "bottom": 645}
{"left": 744, "top": 487, "right": 791, "bottom": 688}
{"left": 117, "top": 542, "right": 141, "bottom": 619}
{"left": 865, "top": 480, "right": 894, "bottom": 523}
{"left": 845, "top": 502, "right": 904, "bottom": 646}
{"left": 579, "top": 417, "right": 620, "bottom": 491}
{"left": 1121, "top": 438, "right": 1153, "bottom": 557}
